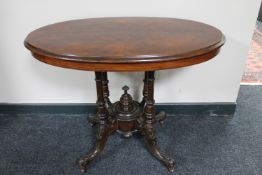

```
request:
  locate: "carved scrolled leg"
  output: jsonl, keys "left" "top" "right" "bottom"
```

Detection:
{"left": 143, "top": 125, "right": 176, "bottom": 172}
{"left": 142, "top": 71, "right": 176, "bottom": 172}
{"left": 79, "top": 125, "right": 113, "bottom": 173}
{"left": 155, "top": 111, "right": 167, "bottom": 125}
{"left": 79, "top": 72, "right": 115, "bottom": 173}
{"left": 88, "top": 114, "right": 100, "bottom": 126}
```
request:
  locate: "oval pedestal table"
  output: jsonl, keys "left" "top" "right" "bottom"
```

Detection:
{"left": 24, "top": 17, "right": 225, "bottom": 173}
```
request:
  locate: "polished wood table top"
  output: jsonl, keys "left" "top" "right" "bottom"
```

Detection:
{"left": 25, "top": 17, "right": 225, "bottom": 71}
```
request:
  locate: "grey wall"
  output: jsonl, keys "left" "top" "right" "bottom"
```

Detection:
{"left": 0, "top": 0, "right": 261, "bottom": 103}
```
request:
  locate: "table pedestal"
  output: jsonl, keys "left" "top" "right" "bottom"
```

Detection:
{"left": 79, "top": 71, "right": 176, "bottom": 173}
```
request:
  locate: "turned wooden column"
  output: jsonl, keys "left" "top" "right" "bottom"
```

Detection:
{"left": 101, "top": 72, "right": 111, "bottom": 108}
{"left": 141, "top": 72, "right": 149, "bottom": 108}
{"left": 95, "top": 72, "right": 108, "bottom": 124}
{"left": 144, "top": 71, "right": 155, "bottom": 124}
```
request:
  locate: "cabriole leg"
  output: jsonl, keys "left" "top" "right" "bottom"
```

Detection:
{"left": 79, "top": 72, "right": 116, "bottom": 173}
{"left": 142, "top": 71, "right": 176, "bottom": 172}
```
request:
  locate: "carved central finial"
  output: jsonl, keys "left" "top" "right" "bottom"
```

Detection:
{"left": 122, "top": 85, "right": 129, "bottom": 94}
{"left": 120, "top": 85, "right": 133, "bottom": 112}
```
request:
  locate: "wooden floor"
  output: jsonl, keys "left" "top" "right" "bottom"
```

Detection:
{"left": 242, "top": 21, "right": 262, "bottom": 84}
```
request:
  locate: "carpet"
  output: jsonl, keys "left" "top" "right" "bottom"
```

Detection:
{"left": 0, "top": 85, "right": 261, "bottom": 175}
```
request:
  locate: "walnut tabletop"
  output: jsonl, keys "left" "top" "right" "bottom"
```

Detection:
{"left": 25, "top": 17, "right": 225, "bottom": 71}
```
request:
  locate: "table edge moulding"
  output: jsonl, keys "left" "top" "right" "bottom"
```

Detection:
{"left": 24, "top": 17, "right": 225, "bottom": 72}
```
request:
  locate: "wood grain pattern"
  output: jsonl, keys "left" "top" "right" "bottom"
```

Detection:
{"left": 25, "top": 17, "right": 225, "bottom": 71}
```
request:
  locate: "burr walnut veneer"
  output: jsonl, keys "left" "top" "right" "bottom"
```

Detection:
{"left": 24, "top": 17, "right": 225, "bottom": 173}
